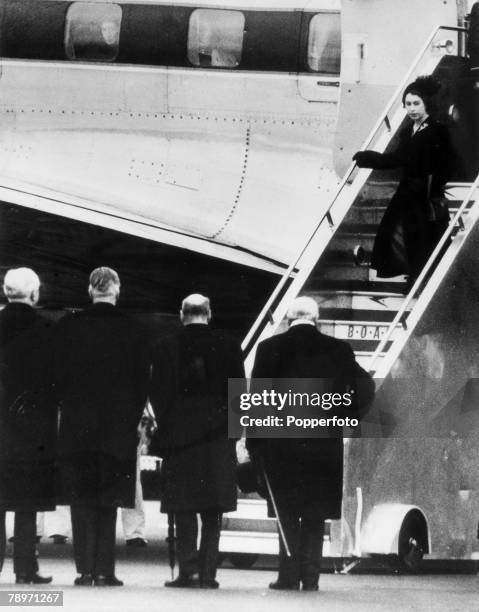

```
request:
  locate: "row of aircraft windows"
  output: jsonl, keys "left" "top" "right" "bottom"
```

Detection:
{"left": 64, "top": 2, "right": 341, "bottom": 73}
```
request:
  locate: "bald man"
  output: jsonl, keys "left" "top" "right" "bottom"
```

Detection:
{"left": 0, "top": 268, "right": 56, "bottom": 583}
{"left": 150, "top": 294, "right": 245, "bottom": 589}
{"left": 247, "top": 296, "right": 374, "bottom": 592}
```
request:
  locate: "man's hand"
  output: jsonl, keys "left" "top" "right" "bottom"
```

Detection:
{"left": 236, "top": 438, "right": 250, "bottom": 464}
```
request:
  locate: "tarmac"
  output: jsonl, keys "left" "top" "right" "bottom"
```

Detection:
{"left": 1, "top": 505, "right": 478, "bottom": 612}
{"left": 0, "top": 551, "right": 478, "bottom": 612}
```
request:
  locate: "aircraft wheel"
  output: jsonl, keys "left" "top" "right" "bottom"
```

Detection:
{"left": 397, "top": 513, "right": 426, "bottom": 573}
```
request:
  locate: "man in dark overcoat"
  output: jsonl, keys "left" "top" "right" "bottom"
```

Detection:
{"left": 0, "top": 268, "right": 56, "bottom": 583}
{"left": 53, "top": 267, "right": 149, "bottom": 586}
{"left": 150, "top": 294, "right": 245, "bottom": 589}
{"left": 247, "top": 296, "right": 374, "bottom": 591}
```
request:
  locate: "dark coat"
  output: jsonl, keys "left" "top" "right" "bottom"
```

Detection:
{"left": 53, "top": 303, "right": 149, "bottom": 507}
{"left": 150, "top": 324, "right": 245, "bottom": 513}
{"left": 355, "top": 120, "right": 452, "bottom": 279}
{"left": 247, "top": 324, "right": 374, "bottom": 520}
{"left": 0, "top": 303, "right": 57, "bottom": 511}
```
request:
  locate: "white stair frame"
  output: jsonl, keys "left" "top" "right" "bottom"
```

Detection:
{"left": 242, "top": 25, "right": 467, "bottom": 377}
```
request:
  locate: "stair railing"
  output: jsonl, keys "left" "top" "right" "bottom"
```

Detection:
{"left": 368, "top": 173, "right": 479, "bottom": 378}
{"left": 242, "top": 25, "right": 467, "bottom": 374}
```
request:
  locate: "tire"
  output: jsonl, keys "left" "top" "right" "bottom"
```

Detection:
{"left": 397, "top": 512, "right": 426, "bottom": 573}
{"left": 228, "top": 553, "right": 259, "bottom": 569}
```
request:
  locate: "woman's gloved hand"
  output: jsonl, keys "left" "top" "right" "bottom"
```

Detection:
{"left": 353, "top": 150, "right": 386, "bottom": 169}
{"left": 352, "top": 151, "right": 372, "bottom": 167}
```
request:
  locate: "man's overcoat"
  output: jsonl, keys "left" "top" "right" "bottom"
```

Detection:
{"left": 0, "top": 303, "right": 56, "bottom": 511}
{"left": 150, "top": 324, "right": 245, "bottom": 513}
{"left": 247, "top": 324, "right": 374, "bottom": 520}
{"left": 54, "top": 303, "right": 149, "bottom": 507}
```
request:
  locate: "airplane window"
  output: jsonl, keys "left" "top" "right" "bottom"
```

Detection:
{"left": 188, "top": 9, "right": 245, "bottom": 68}
{"left": 64, "top": 2, "right": 122, "bottom": 62}
{"left": 308, "top": 12, "right": 341, "bottom": 74}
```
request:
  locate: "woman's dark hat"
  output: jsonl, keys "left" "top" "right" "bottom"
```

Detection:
{"left": 402, "top": 75, "right": 441, "bottom": 104}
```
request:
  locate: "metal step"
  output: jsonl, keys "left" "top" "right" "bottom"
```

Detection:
{"left": 356, "top": 181, "right": 397, "bottom": 202}
{"left": 307, "top": 278, "right": 408, "bottom": 293}
{"left": 328, "top": 232, "right": 375, "bottom": 254}
{"left": 343, "top": 207, "right": 388, "bottom": 225}
{"left": 321, "top": 249, "right": 365, "bottom": 265}
{"left": 343, "top": 201, "right": 468, "bottom": 226}
{"left": 319, "top": 308, "right": 398, "bottom": 323}
{"left": 308, "top": 290, "right": 411, "bottom": 312}
{"left": 297, "top": 288, "right": 407, "bottom": 366}
{"left": 312, "top": 263, "right": 372, "bottom": 282}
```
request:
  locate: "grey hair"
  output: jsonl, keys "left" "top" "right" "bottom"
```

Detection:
{"left": 286, "top": 296, "right": 319, "bottom": 322}
{"left": 3, "top": 268, "right": 40, "bottom": 300}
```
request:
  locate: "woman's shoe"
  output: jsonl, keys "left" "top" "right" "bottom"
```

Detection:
{"left": 353, "top": 245, "right": 367, "bottom": 266}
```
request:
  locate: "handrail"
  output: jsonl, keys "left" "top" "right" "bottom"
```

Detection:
{"left": 368, "top": 173, "right": 479, "bottom": 374}
{"left": 241, "top": 157, "right": 357, "bottom": 353}
{"left": 242, "top": 24, "right": 467, "bottom": 355}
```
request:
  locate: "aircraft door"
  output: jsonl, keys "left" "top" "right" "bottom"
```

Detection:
{"left": 296, "top": 9, "right": 341, "bottom": 103}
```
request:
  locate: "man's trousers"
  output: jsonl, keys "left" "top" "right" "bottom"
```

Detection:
{"left": 276, "top": 505, "right": 325, "bottom": 589}
{"left": 70, "top": 505, "right": 117, "bottom": 577}
{"left": 174, "top": 510, "right": 222, "bottom": 582}
{"left": 13, "top": 511, "right": 38, "bottom": 577}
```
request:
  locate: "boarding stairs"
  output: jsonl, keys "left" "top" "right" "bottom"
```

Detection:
{"left": 306, "top": 180, "right": 476, "bottom": 376}
{"left": 221, "top": 24, "right": 479, "bottom": 561}
{"left": 225, "top": 173, "right": 479, "bottom": 558}
{"left": 242, "top": 24, "right": 476, "bottom": 381}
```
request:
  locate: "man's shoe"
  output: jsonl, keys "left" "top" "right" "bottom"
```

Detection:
{"left": 199, "top": 579, "right": 219, "bottom": 589}
{"left": 302, "top": 583, "right": 319, "bottom": 592}
{"left": 74, "top": 574, "right": 93, "bottom": 586}
{"left": 16, "top": 574, "right": 53, "bottom": 585}
{"left": 269, "top": 580, "right": 300, "bottom": 591}
{"left": 10, "top": 536, "right": 42, "bottom": 544}
{"left": 94, "top": 575, "right": 123, "bottom": 586}
{"left": 164, "top": 575, "right": 198, "bottom": 588}
{"left": 125, "top": 537, "right": 147, "bottom": 547}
